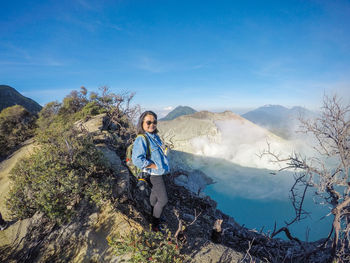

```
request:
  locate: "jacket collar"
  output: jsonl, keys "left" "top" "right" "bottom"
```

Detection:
{"left": 145, "top": 132, "right": 156, "bottom": 138}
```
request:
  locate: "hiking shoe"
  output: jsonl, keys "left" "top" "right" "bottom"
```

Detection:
{"left": 151, "top": 216, "right": 160, "bottom": 231}
{"left": 150, "top": 207, "right": 166, "bottom": 223}
{"left": 0, "top": 222, "right": 8, "bottom": 231}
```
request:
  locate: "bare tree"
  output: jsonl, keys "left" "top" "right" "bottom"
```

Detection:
{"left": 261, "top": 95, "right": 350, "bottom": 260}
{"left": 98, "top": 86, "right": 141, "bottom": 144}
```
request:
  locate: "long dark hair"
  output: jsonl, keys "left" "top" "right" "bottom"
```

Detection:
{"left": 137, "top": 111, "right": 158, "bottom": 134}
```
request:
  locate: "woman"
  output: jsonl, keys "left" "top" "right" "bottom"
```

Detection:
{"left": 132, "top": 111, "right": 170, "bottom": 231}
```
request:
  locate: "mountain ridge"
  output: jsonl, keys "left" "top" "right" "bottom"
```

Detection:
{"left": 242, "top": 104, "right": 315, "bottom": 138}
{"left": 160, "top": 105, "right": 196, "bottom": 121}
{"left": 0, "top": 85, "right": 42, "bottom": 114}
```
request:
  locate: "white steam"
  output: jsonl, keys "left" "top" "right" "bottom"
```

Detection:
{"left": 190, "top": 120, "right": 296, "bottom": 170}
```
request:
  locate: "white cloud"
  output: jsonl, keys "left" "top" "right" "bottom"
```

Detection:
{"left": 0, "top": 42, "right": 65, "bottom": 67}
{"left": 254, "top": 58, "right": 296, "bottom": 78}
{"left": 163, "top": 106, "right": 173, "bottom": 111}
{"left": 76, "top": 0, "right": 94, "bottom": 10}
{"left": 131, "top": 52, "right": 211, "bottom": 73}
{"left": 134, "top": 56, "right": 169, "bottom": 73}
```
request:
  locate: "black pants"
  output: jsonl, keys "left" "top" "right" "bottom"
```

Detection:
{"left": 150, "top": 175, "right": 168, "bottom": 218}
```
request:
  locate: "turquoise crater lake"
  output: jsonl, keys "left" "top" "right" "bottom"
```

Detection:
{"left": 204, "top": 182, "right": 332, "bottom": 242}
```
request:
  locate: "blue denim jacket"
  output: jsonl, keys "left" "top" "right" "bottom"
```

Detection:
{"left": 132, "top": 132, "right": 170, "bottom": 175}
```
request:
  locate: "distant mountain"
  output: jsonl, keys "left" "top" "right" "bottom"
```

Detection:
{"left": 242, "top": 105, "right": 315, "bottom": 139}
{"left": 160, "top": 106, "right": 197, "bottom": 121}
{"left": 0, "top": 85, "right": 42, "bottom": 114}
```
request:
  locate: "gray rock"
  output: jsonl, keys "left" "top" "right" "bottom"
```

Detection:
{"left": 95, "top": 144, "right": 129, "bottom": 197}
{"left": 96, "top": 144, "right": 122, "bottom": 170}
{"left": 191, "top": 242, "right": 244, "bottom": 263}
{"left": 182, "top": 213, "right": 195, "bottom": 222}
{"left": 174, "top": 169, "right": 213, "bottom": 195}
{"left": 75, "top": 113, "right": 107, "bottom": 133}
{"left": 174, "top": 174, "right": 188, "bottom": 184}
{"left": 93, "top": 131, "right": 115, "bottom": 143}
{"left": 108, "top": 122, "right": 118, "bottom": 131}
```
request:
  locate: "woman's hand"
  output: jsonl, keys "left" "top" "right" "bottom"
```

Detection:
{"left": 147, "top": 163, "right": 158, "bottom": 169}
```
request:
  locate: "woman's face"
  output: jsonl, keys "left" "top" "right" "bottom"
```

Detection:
{"left": 143, "top": 114, "right": 157, "bottom": 133}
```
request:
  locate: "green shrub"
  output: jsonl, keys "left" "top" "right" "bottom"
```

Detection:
{"left": 58, "top": 88, "right": 89, "bottom": 117}
{"left": 36, "top": 101, "right": 61, "bottom": 131}
{"left": 0, "top": 105, "right": 37, "bottom": 158}
{"left": 7, "top": 127, "right": 114, "bottom": 224}
{"left": 107, "top": 228, "right": 186, "bottom": 263}
{"left": 74, "top": 101, "right": 107, "bottom": 121}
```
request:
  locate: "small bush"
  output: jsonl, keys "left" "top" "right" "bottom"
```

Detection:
{"left": 76, "top": 101, "right": 107, "bottom": 120}
{"left": 107, "top": 228, "right": 186, "bottom": 263}
{"left": 0, "top": 105, "right": 37, "bottom": 158}
{"left": 36, "top": 101, "right": 61, "bottom": 131}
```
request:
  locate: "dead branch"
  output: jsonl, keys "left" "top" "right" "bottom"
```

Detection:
{"left": 173, "top": 209, "right": 183, "bottom": 240}
{"left": 271, "top": 227, "right": 302, "bottom": 245}
{"left": 188, "top": 209, "right": 202, "bottom": 226}
{"left": 285, "top": 173, "right": 311, "bottom": 226}
{"left": 173, "top": 208, "right": 202, "bottom": 245}
{"left": 239, "top": 238, "right": 255, "bottom": 263}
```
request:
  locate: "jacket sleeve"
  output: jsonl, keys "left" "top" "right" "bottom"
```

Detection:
{"left": 132, "top": 136, "right": 152, "bottom": 169}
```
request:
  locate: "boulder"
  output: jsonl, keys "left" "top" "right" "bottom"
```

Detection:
{"left": 75, "top": 114, "right": 107, "bottom": 133}
{"left": 191, "top": 242, "right": 245, "bottom": 263}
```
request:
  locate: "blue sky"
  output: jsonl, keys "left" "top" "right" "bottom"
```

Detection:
{"left": 1, "top": 0, "right": 350, "bottom": 115}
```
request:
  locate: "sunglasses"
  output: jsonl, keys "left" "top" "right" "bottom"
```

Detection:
{"left": 145, "top": 120, "right": 157, "bottom": 125}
